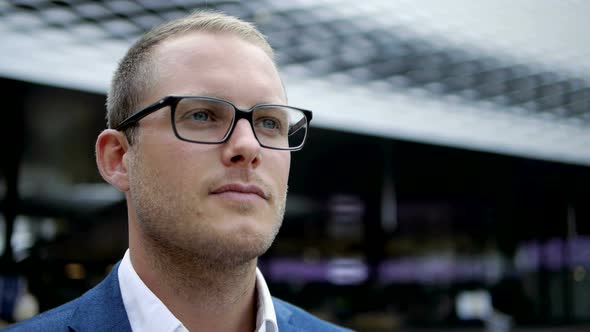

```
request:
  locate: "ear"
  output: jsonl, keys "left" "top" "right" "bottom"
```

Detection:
{"left": 96, "top": 129, "right": 131, "bottom": 192}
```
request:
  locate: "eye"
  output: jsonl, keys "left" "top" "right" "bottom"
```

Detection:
{"left": 190, "top": 110, "right": 210, "bottom": 121}
{"left": 261, "top": 118, "right": 279, "bottom": 129}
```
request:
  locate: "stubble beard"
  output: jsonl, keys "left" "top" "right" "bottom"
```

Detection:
{"left": 129, "top": 157, "right": 286, "bottom": 272}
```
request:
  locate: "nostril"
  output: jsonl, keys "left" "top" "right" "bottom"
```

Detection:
{"left": 230, "top": 155, "right": 244, "bottom": 163}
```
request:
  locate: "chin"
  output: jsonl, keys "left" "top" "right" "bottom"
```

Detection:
{"left": 211, "top": 220, "right": 279, "bottom": 262}
{"left": 224, "top": 223, "right": 276, "bottom": 250}
{"left": 166, "top": 219, "right": 275, "bottom": 265}
{"left": 199, "top": 232, "right": 275, "bottom": 267}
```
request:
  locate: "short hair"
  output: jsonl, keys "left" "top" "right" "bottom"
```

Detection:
{"left": 106, "top": 10, "right": 275, "bottom": 143}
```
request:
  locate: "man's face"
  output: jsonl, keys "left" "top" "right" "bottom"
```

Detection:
{"left": 126, "top": 32, "right": 290, "bottom": 266}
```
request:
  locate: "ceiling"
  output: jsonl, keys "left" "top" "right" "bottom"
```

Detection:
{"left": 0, "top": 0, "right": 589, "bottom": 165}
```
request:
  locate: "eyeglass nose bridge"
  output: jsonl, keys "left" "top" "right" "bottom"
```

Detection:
{"left": 219, "top": 107, "right": 260, "bottom": 145}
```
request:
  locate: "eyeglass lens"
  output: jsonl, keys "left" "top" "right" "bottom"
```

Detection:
{"left": 173, "top": 98, "right": 307, "bottom": 149}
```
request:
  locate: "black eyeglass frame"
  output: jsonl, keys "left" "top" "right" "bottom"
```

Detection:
{"left": 114, "top": 96, "right": 314, "bottom": 151}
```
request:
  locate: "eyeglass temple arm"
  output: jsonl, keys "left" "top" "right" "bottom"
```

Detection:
{"left": 114, "top": 99, "right": 169, "bottom": 130}
{"left": 288, "top": 117, "right": 307, "bottom": 136}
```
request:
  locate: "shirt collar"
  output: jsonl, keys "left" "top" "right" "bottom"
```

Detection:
{"left": 255, "top": 267, "right": 279, "bottom": 332}
{"left": 118, "top": 249, "right": 278, "bottom": 332}
{"left": 118, "top": 250, "right": 187, "bottom": 332}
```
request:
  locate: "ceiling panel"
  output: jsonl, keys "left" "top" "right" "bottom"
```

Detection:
{"left": 0, "top": 0, "right": 588, "bottom": 165}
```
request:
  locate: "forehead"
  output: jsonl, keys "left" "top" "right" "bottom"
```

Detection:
{"left": 147, "top": 31, "right": 285, "bottom": 106}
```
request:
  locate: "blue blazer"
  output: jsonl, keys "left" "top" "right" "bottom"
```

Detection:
{"left": 3, "top": 263, "right": 351, "bottom": 332}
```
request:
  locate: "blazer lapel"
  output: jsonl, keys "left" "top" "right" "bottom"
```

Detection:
{"left": 273, "top": 297, "right": 303, "bottom": 332}
{"left": 68, "top": 262, "right": 132, "bottom": 332}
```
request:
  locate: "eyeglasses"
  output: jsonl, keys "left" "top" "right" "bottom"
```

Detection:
{"left": 115, "top": 96, "right": 313, "bottom": 151}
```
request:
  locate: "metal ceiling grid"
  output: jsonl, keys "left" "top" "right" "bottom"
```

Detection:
{"left": 0, "top": 0, "right": 589, "bottom": 165}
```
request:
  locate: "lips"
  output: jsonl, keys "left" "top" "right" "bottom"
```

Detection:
{"left": 210, "top": 183, "right": 268, "bottom": 200}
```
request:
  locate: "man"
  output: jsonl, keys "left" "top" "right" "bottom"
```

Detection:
{"left": 6, "top": 10, "right": 350, "bottom": 332}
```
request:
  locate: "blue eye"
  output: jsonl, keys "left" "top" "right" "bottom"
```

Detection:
{"left": 191, "top": 111, "right": 210, "bottom": 121}
{"left": 261, "top": 118, "right": 279, "bottom": 129}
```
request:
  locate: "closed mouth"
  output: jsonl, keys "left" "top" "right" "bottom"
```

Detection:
{"left": 210, "top": 183, "right": 268, "bottom": 200}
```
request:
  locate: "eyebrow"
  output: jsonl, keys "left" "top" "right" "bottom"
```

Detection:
{"left": 178, "top": 91, "right": 286, "bottom": 106}
{"left": 183, "top": 91, "right": 229, "bottom": 100}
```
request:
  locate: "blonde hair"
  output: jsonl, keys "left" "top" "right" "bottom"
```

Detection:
{"left": 106, "top": 10, "right": 274, "bottom": 143}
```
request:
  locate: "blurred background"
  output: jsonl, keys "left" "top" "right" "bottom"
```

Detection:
{"left": 1, "top": 0, "right": 589, "bottom": 331}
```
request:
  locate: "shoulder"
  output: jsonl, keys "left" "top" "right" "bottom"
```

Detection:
{"left": 4, "top": 262, "right": 128, "bottom": 332}
{"left": 272, "top": 297, "right": 353, "bottom": 332}
{"left": 2, "top": 296, "right": 81, "bottom": 332}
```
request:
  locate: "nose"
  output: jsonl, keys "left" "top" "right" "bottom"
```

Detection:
{"left": 221, "top": 118, "right": 261, "bottom": 168}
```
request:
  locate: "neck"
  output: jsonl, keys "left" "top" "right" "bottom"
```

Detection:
{"left": 129, "top": 230, "right": 258, "bottom": 332}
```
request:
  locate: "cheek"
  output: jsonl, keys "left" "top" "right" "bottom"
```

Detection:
{"left": 150, "top": 137, "right": 217, "bottom": 169}
{"left": 273, "top": 153, "right": 290, "bottom": 188}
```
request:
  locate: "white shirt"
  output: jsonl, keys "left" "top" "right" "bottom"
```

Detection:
{"left": 118, "top": 250, "right": 278, "bottom": 332}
